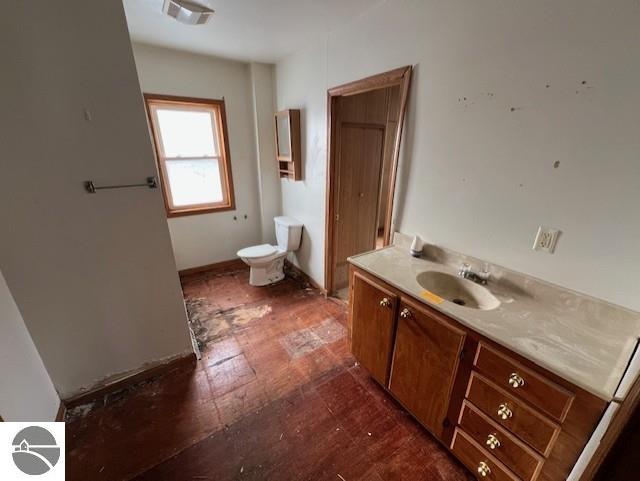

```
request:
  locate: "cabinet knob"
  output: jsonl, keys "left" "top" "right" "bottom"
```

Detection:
{"left": 400, "top": 308, "right": 412, "bottom": 319}
{"left": 497, "top": 403, "right": 513, "bottom": 420}
{"left": 379, "top": 297, "right": 392, "bottom": 308}
{"left": 508, "top": 372, "right": 525, "bottom": 388}
{"left": 477, "top": 461, "right": 491, "bottom": 477}
{"left": 486, "top": 433, "right": 501, "bottom": 450}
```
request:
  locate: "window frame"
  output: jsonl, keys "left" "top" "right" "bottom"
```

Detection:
{"left": 144, "top": 93, "right": 235, "bottom": 217}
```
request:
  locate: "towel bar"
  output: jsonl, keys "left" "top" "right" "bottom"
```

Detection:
{"left": 84, "top": 176, "right": 157, "bottom": 193}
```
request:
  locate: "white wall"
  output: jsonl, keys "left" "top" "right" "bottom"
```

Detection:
{"left": 250, "top": 63, "right": 282, "bottom": 245}
{"left": 276, "top": 0, "right": 640, "bottom": 311}
{"left": 277, "top": 40, "right": 329, "bottom": 284}
{"left": 0, "top": 1, "right": 192, "bottom": 399}
{"left": 0, "top": 270, "right": 59, "bottom": 421}
{"left": 132, "top": 43, "right": 277, "bottom": 269}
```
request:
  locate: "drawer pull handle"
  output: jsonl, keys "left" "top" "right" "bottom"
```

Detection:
{"left": 477, "top": 461, "right": 491, "bottom": 477}
{"left": 486, "top": 433, "right": 501, "bottom": 450}
{"left": 379, "top": 297, "right": 392, "bottom": 308}
{"left": 508, "top": 372, "right": 525, "bottom": 388}
{"left": 400, "top": 308, "right": 412, "bottom": 319}
{"left": 497, "top": 403, "right": 513, "bottom": 420}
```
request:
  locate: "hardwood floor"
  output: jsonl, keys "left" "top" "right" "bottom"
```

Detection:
{"left": 66, "top": 265, "right": 472, "bottom": 481}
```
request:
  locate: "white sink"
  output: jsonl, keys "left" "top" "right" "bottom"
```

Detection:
{"left": 416, "top": 271, "right": 501, "bottom": 310}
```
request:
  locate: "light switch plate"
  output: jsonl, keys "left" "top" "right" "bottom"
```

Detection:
{"left": 533, "top": 226, "right": 560, "bottom": 253}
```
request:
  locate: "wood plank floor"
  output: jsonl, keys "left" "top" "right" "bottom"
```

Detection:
{"left": 66, "top": 265, "right": 473, "bottom": 481}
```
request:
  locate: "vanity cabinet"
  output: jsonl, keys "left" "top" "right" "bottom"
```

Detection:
{"left": 348, "top": 266, "right": 608, "bottom": 481}
{"left": 388, "top": 297, "right": 466, "bottom": 439}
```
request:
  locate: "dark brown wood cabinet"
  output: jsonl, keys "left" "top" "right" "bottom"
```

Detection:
{"left": 388, "top": 297, "right": 466, "bottom": 439}
{"left": 348, "top": 265, "right": 607, "bottom": 481}
{"left": 349, "top": 271, "right": 398, "bottom": 385}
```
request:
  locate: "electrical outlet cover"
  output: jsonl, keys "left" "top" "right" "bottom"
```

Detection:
{"left": 533, "top": 226, "right": 560, "bottom": 253}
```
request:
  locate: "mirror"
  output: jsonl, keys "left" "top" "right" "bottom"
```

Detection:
{"left": 276, "top": 114, "right": 291, "bottom": 158}
{"left": 275, "top": 109, "right": 301, "bottom": 180}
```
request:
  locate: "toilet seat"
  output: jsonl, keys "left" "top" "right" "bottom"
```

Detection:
{"left": 237, "top": 244, "right": 284, "bottom": 260}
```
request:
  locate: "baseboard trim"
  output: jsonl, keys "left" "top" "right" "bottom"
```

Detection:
{"left": 55, "top": 401, "right": 66, "bottom": 422}
{"left": 63, "top": 353, "right": 197, "bottom": 409}
{"left": 179, "top": 258, "right": 245, "bottom": 277}
{"left": 284, "top": 260, "right": 326, "bottom": 294}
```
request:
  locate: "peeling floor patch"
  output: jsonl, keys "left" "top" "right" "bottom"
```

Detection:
{"left": 222, "top": 305, "right": 272, "bottom": 327}
{"left": 65, "top": 402, "right": 97, "bottom": 422}
{"left": 186, "top": 298, "right": 272, "bottom": 348}
{"left": 280, "top": 318, "right": 347, "bottom": 359}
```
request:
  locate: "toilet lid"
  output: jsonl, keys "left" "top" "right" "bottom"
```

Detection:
{"left": 237, "top": 244, "right": 278, "bottom": 259}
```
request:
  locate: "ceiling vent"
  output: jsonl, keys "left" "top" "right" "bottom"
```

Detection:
{"left": 162, "top": 0, "right": 214, "bottom": 25}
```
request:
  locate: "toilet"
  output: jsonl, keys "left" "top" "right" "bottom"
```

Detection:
{"left": 237, "top": 216, "right": 303, "bottom": 286}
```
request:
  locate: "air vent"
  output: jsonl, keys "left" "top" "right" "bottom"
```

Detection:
{"left": 162, "top": 0, "right": 214, "bottom": 25}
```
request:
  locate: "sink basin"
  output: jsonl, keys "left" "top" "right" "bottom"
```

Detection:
{"left": 416, "top": 271, "right": 501, "bottom": 310}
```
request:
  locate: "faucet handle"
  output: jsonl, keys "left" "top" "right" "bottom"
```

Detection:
{"left": 458, "top": 263, "right": 471, "bottom": 276}
{"left": 478, "top": 263, "right": 491, "bottom": 283}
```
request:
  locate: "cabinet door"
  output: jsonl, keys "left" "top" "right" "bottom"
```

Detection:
{"left": 350, "top": 271, "right": 398, "bottom": 385}
{"left": 389, "top": 298, "right": 466, "bottom": 439}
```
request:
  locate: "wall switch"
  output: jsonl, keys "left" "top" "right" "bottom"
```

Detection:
{"left": 533, "top": 226, "right": 560, "bottom": 253}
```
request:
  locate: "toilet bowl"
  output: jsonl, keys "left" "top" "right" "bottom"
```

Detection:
{"left": 237, "top": 216, "right": 303, "bottom": 286}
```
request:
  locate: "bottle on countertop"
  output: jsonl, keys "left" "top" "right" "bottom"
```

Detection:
{"left": 410, "top": 235, "right": 423, "bottom": 257}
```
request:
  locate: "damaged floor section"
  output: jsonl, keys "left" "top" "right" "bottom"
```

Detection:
{"left": 66, "top": 264, "right": 472, "bottom": 481}
{"left": 187, "top": 297, "right": 274, "bottom": 347}
{"left": 280, "top": 318, "right": 347, "bottom": 359}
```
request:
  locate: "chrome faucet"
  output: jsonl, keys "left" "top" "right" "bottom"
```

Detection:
{"left": 458, "top": 263, "right": 490, "bottom": 285}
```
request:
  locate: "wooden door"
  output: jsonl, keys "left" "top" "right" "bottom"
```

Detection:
{"left": 350, "top": 271, "right": 398, "bottom": 385}
{"left": 389, "top": 297, "right": 466, "bottom": 440}
{"left": 332, "top": 89, "right": 389, "bottom": 290}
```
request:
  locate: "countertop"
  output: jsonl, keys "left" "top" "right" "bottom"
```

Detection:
{"left": 348, "top": 241, "right": 640, "bottom": 401}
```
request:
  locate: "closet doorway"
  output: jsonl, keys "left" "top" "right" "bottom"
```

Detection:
{"left": 324, "top": 66, "right": 412, "bottom": 296}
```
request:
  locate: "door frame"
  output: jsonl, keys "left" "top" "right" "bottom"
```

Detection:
{"left": 324, "top": 66, "right": 412, "bottom": 294}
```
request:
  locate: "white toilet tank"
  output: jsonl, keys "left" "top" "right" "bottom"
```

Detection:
{"left": 274, "top": 216, "right": 303, "bottom": 252}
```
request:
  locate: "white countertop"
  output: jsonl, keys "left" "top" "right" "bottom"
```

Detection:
{"left": 348, "top": 243, "right": 640, "bottom": 401}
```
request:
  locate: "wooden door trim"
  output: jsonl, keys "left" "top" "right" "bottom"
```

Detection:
{"left": 324, "top": 66, "right": 412, "bottom": 294}
{"left": 327, "top": 66, "right": 411, "bottom": 97}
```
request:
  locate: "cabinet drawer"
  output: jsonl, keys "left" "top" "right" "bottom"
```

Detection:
{"left": 474, "top": 343, "right": 574, "bottom": 422}
{"left": 459, "top": 401, "right": 544, "bottom": 481}
{"left": 466, "top": 372, "right": 560, "bottom": 456}
{"left": 451, "top": 428, "right": 519, "bottom": 481}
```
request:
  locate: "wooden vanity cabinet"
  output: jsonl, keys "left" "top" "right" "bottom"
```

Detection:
{"left": 388, "top": 296, "right": 466, "bottom": 440}
{"left": 349, "top": 271, "right": 398, "bottom": 385}
{"left": 348, "top": 265, "right": 608, "bottom": 481}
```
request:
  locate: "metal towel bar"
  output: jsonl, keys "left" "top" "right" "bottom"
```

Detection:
{"left": 84, "top": 176, "right": 158, "bottom": 193}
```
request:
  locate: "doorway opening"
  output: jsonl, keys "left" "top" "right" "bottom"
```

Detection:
{"left": 324, "top": 66, "right": 412, "bottom": 296}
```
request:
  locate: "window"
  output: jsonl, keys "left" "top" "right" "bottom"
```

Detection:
{"left": 144, "top": 94, "right": 235, "bottom": 216}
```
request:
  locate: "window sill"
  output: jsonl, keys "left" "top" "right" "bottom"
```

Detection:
{"left": 167, "top": 204, "right": 235, "bottom": 218}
